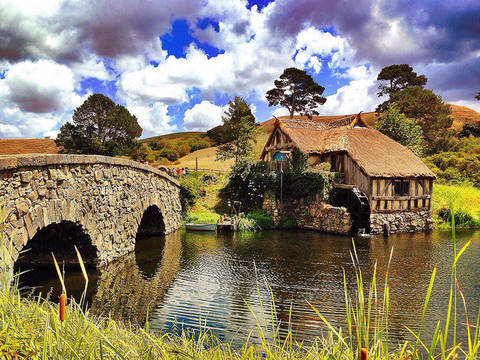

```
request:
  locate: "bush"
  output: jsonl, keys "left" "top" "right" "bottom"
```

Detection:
{"left": 247, "top": 210, "right": 274, "bottom": 230}
{"left": 424, "top": 150, "right": 480, "bottom": 186}
{"left": 221, "top": 160, "right": 278, "bottom": 210}
{"left": 283, "top": 171, "right": 335, "bottom": 200}
{"left": 206, "top": 125, "right": 230, "bottom": 145}
{"left": 179, "top": 176, "right": 203, "bottom": 211}
{"left": 236, "top": 216, "right": 258, "bottom": 231}
{"left": 189, "top": 138, "right": 211, "bottom": 152}
{"left": 175, "top": 143, "right": 191, "bottom": 157}
{"left": 437, "top": 207, "right": 476, "bottom": 227}
{"left": 133, "top": 143, "right": 156, "bottom": 163}
{"left": 159, "top": 147, "right": 180, "bottom": 161}
{"left": 280, "top": 216, "right": 296, "bottom": 229}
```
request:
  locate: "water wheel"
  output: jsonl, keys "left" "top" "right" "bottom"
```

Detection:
{"left": 331, "top": 187, "right": 371, "bottom": 236}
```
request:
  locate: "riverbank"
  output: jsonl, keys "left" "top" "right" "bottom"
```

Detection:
{"left": 432, "top": 183, "right": 480, "bottom": 228}
{"left": 183, "top": 172, "right": 480, "bottom": 231}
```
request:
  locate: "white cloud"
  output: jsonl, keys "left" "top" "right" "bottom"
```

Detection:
{"left": 183, "top": 101, "right": 223, "bottom": 131}
{"left": 272, "top": 107, "right": 289, "bottom": 117}
{"left": 71, "top": 54, "right": 113, "bottom": 82}
{"left": 0, "top": 59, "right": 83, "bottom": 138}
{"left": 0, "top": 123, "right": 21, "bottom": 138}
{"left": 128, "top": 103, "right": 177, "bottom": 137}
{"left": 0, "top": 60, "right": 79, "bottom": 113}
{"left": 317, "top": 65, "right": 379, "bottom": 115}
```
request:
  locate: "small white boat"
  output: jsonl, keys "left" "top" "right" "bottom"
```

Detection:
{"left": 185, "top": 223, "right": 217, "bottom": 231}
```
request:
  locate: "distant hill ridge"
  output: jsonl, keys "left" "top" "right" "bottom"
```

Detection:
{"left": 1, "top": 104, "right": 479, "bottom": 156}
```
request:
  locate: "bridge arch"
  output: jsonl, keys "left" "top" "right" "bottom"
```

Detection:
{"left": 15, "top": 220, "right": 97, "bottom": 269}
{"left": 0, "top": 154, "right": 182, "bottom": 268}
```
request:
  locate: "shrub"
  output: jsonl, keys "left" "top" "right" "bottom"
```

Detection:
{"left": 133, "top": 143, "right": 156, "bottom": 163}
{"left": 179, "top": 176, "right": 203, "bottom": 211}
{"left": 175, "top": 143, "right": 191, "bottom": 157}
{"left": 247, "top": 210, "right": 274, "bottom": 230}
{"left": 206, "top": 125, "right": 230, "bottom": 145}
{"left": 236, "top": 216, "right": 258, "bottom": 231}
{"left": 424, "top": 150, "right": 480, "bottom": 186}
{"left": 437, "top": 207, "right": 476, "bottom": 227}
{"left": 189, "top": 138, "right": 211, "bottom": 152}
{"left": 221, "top": 160, "right": 278, "bottom": 210}
{"left": 159, "top": 148, "right": 180, "bottom": 161}
{"left": 283, "top": 171, "right": 335, "bottom": 200}
{"left": 280, "top": 216, "right": 296, "bottom": 229}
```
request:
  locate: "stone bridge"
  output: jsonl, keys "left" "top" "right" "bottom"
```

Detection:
{"left": 0, "top": 154, "right": 182, "bottom": 267}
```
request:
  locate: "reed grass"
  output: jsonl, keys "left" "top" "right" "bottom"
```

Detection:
{"left": 1, "top": 203, "right": 480, "bottom": 359}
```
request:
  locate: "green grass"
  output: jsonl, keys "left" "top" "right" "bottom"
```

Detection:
{"left": 433, "top": 183, "right": 480, "bottom": 227}
{"left": 185, "top": 209, "right": 220, "bottom": 224}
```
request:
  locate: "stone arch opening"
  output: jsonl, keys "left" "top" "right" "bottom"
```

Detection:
{"left": 137, "top": 205, "right": 166, "bottom": 237}
{"left": 15, "top": 221, "right": 98, "bottom": 270}
{"left": 135, "top": 205, "right": 166, "bottom": 278}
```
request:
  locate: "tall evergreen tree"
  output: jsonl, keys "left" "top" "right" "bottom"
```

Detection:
{"left": 266, "top": 67, "right": 326, "bottom": 119}
{"left": 476, "top": 92, "right": 480, "bottom": 101}
{"left": 216, "top": 97, "right": 256, "bottom": 163}
{"left": 376, "top": 64, "right": 427, "bottom": 112}
{"left": 56, "top": 94, "right": 142, "bottom": 156}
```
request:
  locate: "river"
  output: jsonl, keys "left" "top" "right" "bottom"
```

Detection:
{"left": 17, "top": 229, "right": 480, "bottom": 347}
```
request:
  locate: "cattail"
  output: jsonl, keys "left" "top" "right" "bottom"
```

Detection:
{"left": 360, "top": 348, "right": 368, "bottom": 360}
{"left": 59, "top": 293, "right": 66, "bottom": 322}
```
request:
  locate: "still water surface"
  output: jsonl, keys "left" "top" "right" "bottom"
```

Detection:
{"left": 19, "top": 229, "right": 480, "bottom": 346}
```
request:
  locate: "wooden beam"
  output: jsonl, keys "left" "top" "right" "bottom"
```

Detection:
{"left": 372, "top": 195, "right": 431, "bottom": 201}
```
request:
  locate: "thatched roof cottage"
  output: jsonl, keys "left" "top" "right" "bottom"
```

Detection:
{"left": 261, "top": 113, "right": 435, "bottom": 234}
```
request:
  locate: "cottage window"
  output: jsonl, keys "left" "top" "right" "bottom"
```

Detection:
{"left": 393, "top": 180, "right": 409, "bottom": 196}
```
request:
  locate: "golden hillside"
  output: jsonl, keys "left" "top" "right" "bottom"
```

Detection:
{"left": 0, "top": 139, "right": 59, "bottom": 155}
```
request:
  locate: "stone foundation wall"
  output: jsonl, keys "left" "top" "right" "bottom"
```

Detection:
{"left": 370, "top": 209, "right": 433, "bottom": 235}
{"left": 0, "top": 154, "right": 182, "bottom": 267}
{"left": 263, "top": 197, "right": 352, "bottom": 235}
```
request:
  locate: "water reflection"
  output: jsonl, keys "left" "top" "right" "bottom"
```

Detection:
{"left": 90, "top": 231, "right": 182, "bottom": 323}
{"left": 18, "top": 228, "right": 480, "bottom": 347}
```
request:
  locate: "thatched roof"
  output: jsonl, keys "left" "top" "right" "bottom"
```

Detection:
{"left": 263, "top": 115, "right": 435, "bottom": 178}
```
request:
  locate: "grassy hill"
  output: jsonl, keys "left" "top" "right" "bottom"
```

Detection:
{"left": 174, "top": 128, "right": 269, "bottom": 170}
{"left": 140, "top": 131, "right": 207, "bottom": 144}
{"left": 0, "top": 139, "right": 59, "bottom": 155}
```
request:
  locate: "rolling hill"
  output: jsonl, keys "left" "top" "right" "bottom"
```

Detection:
{"left": 175, "top": 103, "right": 480, "bottom": 170}
{"left": 0, "top": 104, "right": 478, "bottom": 160}
{"left": 0, "top": 139, "right": 59, "bottom": 155}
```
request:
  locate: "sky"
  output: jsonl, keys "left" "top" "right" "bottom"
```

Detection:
{"left": 0, "top": 0, "right": 479, "bottom": 139}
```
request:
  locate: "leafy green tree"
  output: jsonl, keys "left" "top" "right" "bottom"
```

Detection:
{"left": 376, "top": 64, "right": 427, "bottom": 112}
{"left": 56, "top": 94, "right": 142, "bottom": 156}
{"left": 159, "top": 148, "right": 180, "bottom": 161}
{"left": 206, "top": 124, "right": 230, "bottom": 144}
{"left": 375, "top": 104, "right": 423, "bottom": 155}
{"left": 266, "top": 67, "right": 326, "bottom": 118}
{"left": 459, "top": 123, "right": 480, "bottom": 138}
{"left": 134, "top": 143, "right": 156, "bottom": 163}
{"left": 216, "top": 96, "right": 256, "bottom": 163}
{"left": 388, "top": 87, "right": 453, "bottom": 150}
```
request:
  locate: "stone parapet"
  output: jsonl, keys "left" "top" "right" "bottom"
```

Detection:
{"left": 0, "top": 154, "right": 178, "bottom": 186}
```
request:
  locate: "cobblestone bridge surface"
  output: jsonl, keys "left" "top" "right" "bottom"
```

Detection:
{"left": 0, "top": 154, "right": 182, "bottom": 267}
